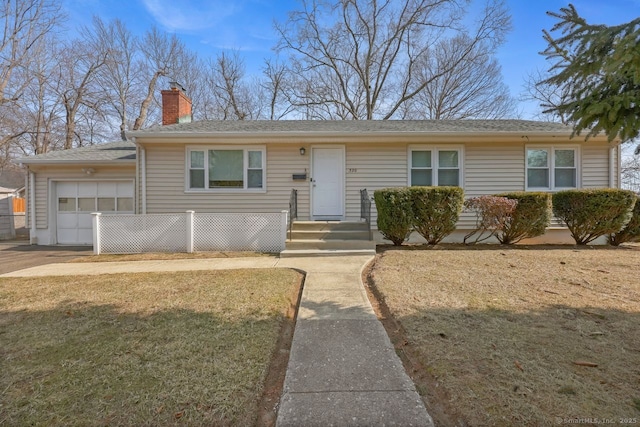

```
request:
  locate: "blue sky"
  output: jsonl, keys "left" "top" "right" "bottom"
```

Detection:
{"left": 61, "top": 0, "right": 640, "bottom": 118}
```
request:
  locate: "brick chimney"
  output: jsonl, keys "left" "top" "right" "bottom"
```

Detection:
{"left": 161, "top": 82, "right": 192, "bottom": 125}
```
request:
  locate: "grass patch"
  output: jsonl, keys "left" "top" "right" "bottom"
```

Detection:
{"left": 0, "top": 269, "right": 302, "bottom": 426}
{"left": 71, "top": 251, "right": 270, "bottom": 263}
{"left": 369, "top": 247, "right": 640, "bottom": 426}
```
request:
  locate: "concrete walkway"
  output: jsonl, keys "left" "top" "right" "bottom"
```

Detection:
{"left": 0, "top": 256, "right": 280, "bottom": 277}
{"left": 276, "top": 256, "right": 433, "bottom": 427}
{"left": 1, "top": 255, "right": 433, "bottom": 426}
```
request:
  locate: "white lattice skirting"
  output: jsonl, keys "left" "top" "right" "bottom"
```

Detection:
{"left": 92, "top": 211, "right": 288, "bottom": 254}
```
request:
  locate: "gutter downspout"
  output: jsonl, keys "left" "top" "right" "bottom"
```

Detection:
{"left": 617, "top": 144, "right": 622, "bottom": 188}
{"left": 609, "top": 145, "right": 617, "bottom": 188}
{"left": 140, "top": 144, "right": 147, "bottom": 214}
{"left": 29, "top": 170, "right": 37, "bottom": 244}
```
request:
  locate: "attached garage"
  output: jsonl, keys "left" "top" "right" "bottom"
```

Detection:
{"left": 17, "top": 141, "right": 137, "bottom": 245}
{"left": 56, "top": 181, "right": 134, "bottom": 244}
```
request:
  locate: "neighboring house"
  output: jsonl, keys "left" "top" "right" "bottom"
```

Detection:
{"left": 18, "top": 86, "right": 622, "bottom": 246}
{"left": 1, "top": 186, "right": 26, "bottom": 210}
{"left": 0, "top": 186, "right": 17, "bottom": 199}
{"left": 13, "top": 186, "right": 26, "bottom": 199}
{"left": 0, "top": 187, "right": 16, "bottom": 240}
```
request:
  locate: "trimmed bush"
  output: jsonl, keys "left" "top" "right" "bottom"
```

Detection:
{"left": 609, "top": 195, "right": 640, "bottom": 246}
{"left": 374, "top": 188, "right": 413, "bottom": 245}
{"left": 409, "top": 186, "right": 464, "bottom": 245}
{"left": 552, "top": 189, "right": 637, "bottom": 245}
{"left": 463, "top": 195, "right": 518, "bottom": 244}
{"left": 496, "top": 192, "right": 552, "bottom": 244}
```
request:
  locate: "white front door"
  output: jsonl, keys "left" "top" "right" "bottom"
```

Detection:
{"left": 311, "top": 147, "right": 344, "bottom": 218}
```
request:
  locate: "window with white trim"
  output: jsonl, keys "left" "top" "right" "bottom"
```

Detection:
{"left": 409, "top": 147, "right": 462, "bottom": 187}
{"left": 526, "top": 147, "right": 578, "bottom": 190}
{"left": 187, "top": 147, "right": 266, "bottom": 191}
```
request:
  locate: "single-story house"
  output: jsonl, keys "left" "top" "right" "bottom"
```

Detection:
{"left": 18, "top": 86, "right": 622, "bottom": 247}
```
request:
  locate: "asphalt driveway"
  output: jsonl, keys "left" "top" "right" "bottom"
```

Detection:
{"left": 0, "top": 242, "right": 91, "bottom": 275}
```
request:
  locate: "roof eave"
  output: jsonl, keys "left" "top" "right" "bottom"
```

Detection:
{"left": 129, "top": 130, "right": 612, "bottom": 143}
{"left": 18, "top": 159, "right": 137, "bottom": 166}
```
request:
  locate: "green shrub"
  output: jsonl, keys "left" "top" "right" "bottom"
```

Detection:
{"left": 374, "top": 188, "right": 413, "bottom": 245}
{"left": 496, "top": 192, "right": 552, "bottom": 244}
{"left": 609, "top": 195, "right": 640, "bottom": 246}
{"left": 552, "top": 189, "right": 637, "bottom": 245}
{"left": 463, "top": 195, "right": 518, "bottom": 244}
{"left": 409, "top": 186, "right": 464, "bottom": 245}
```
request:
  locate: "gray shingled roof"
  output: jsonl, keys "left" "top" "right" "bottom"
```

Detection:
{"left": 18, "top": 141, "right": 136, "bottom": 164}
{"left": 16, "top": 119, "right": 585, "bottom": 164}
{"left": 130, "top": 119, "right": 573, "bottom": 136}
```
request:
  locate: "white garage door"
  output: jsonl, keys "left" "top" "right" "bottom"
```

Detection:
{"left": 56, "top": 181, "right": 134, "bottom": 245}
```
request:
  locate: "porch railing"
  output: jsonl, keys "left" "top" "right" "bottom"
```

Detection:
{"left": 288, "top": 188, "right": 298, "bottom": 241}
{"left": 360, "top": 188, "right": 372, "bottom": 240}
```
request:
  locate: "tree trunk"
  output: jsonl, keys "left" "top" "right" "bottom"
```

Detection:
{"left": 133, "top": 71, "right": 162, "bottom": 130}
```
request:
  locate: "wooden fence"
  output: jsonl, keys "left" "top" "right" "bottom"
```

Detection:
{"left": 13, "top": 197, "right": 25, "bottom": 213}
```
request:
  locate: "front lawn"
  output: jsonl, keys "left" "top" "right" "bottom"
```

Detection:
{"left": 0, "top": 269, "right": 302, "bottom": 426}
{"left": 368, "top": 246, "right": 640, "bottom": 426}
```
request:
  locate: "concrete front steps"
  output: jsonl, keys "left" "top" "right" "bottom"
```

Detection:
{"left": 281, "top": 221, "right": 376, "bottom": 257}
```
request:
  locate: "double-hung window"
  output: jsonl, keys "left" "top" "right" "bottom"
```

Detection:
{"left": 187, "top": 147, "right": 266, "bottom": 191}
{"left": 409, "top": 146, "right": 462, "bottom": 187}
{"left": 526, "top": 146, "right": 578, "bottom": 190}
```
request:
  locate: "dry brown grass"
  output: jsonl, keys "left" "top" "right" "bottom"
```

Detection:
{"left": 71, "top": 251, "right": 269, "bottom": 263}
{"left": 0, "top": 269, "right": 302, "bottom": 426}
{"left": 369, "top": 245, "right": 640, "bottom": 426}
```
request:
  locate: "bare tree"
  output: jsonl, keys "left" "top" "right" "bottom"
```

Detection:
{"left": 406, "top": 34, "right": 516, "bottom": 119}
{"left": 133, "top": 27, "right": 189, "bottom": 130}
{"left": 0, "top": 0, "right": 63, "bottom": 105}
{"left": 89, "top": 17, "right": 141, "bottom": 141}
{"left": 169, "top": 54, "right": 208, "bottom": 121}
{"left": 215, "top": 52, "right": 248, "bottom": 120}
{"left": 203, "top": 52, "right": 262, "bottom": 120}
{"left": 521, "top": 68, "right": 571, "bottom": 124}
{"left": 5, "top": 34, "right": 62, "bottom": 156}
{"left": 275, "top": 0, "right": 512, "bottom": 120}
{"left": 86, "top": 18, "right": 203, "bottom": 136}
{"left": 261, "top": 58, "right": 295, "bottom": 120}
{"left": 0, "top": 0, "right": 63, "bottom": 164}
{"left": 28, "top": 57, "right": 59, "bottom": 154}
{"left": 621, "top": 145, "right": 640, "bottom": 193}
{"left": 55, "top": 37, "right": 109, "bottom": 149}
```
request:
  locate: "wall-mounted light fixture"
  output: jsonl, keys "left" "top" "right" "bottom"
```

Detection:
{"left": 299, "top": 147, "right": 306, "bottom": 155}
{"left": 82, "top": 168, "right": 95, "bottom": 175}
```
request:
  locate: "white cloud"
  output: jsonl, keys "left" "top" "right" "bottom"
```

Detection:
{"left": 140, "top": 0, "right": 238, "bottom": 32}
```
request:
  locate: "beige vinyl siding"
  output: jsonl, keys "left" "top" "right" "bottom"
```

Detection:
{"left": 345, "top": 144, "right": 407, "bottom": 221}
{"left": 30, "top": 166, "right": 135, "bottom": 228}
{"left": 344, "top": 142, "right": 526, "bottom": 228}
{"left": 345, "top": 142, "right": 527, "bottom": 229}
{"left": 464, "top": 143, "right": 525, "bottom": 195}
{"left": 35, "top": 172, "right": 46, "bottom": 227}
{"left": 582, "top": 143, "right": 611, "bottom": 188}
{"left": 458, "top": 142, "right": 526, "bottom": 228}
{"left": 144, "top": 144, "right": 310, "bottom": 217}
{"left": 141, "top": 139, "right": 618, "bottom": 229}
